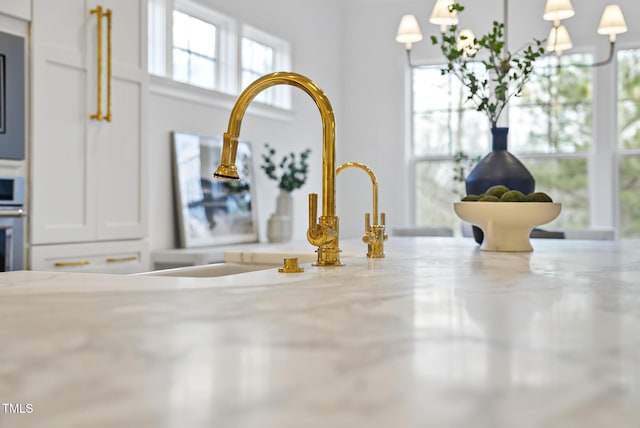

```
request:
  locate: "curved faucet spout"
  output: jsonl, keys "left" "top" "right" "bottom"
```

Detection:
{"left": 336, "top": 162, "right": 379, "bottom": 225}
{"left": 214, "top": 72, "right": 336, "bottom": 218}
{"left": 213, "top": 71, "right": 342, "bottom": 266}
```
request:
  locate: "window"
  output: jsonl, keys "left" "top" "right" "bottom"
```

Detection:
{"left": 148, "top": 0, "right": 292, "bottom": 109}
{"left": 411, "top": 53, "right": 593, "bottom": 234}
{"left": 241, "top": 25, "right": 291, "bottom": 109}
{"left": 148, "top": 0, "right": 235, "bottom": 92}
{"left": 412, "top": 65, "right": 487, "bottom": 230}
{"left": 172, "top": 10, "right": 217, "bottom": 89}
{"left": 242, "top": 37, "right": 274, "bottom": 88}
{"left": 618, "top": 48, "right": 640, "bottom": 238}
{"left": 510, "top": 54, "right": 593, "bottom": 230}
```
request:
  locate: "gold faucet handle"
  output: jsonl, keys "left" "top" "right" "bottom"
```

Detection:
{"left": 362, "top": 212, "right": 376, "bottom": 244}
{"left": 308, "top": 193, "right": 331, "bottom": 246}
{"left": 381, "top": 212, "right": 388, "bottom": 241}
{"left": 309, "top": 193, "right": 318, "bottom": 233}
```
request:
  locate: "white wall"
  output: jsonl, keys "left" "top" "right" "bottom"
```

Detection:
{"left": 0, "top": 0, "right": 30, "bottom": 22}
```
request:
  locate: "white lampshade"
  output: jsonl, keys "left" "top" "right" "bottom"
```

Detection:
{"left": 396, "top": 14, "right": 423, "bottom": 50}
{"left": 429, "top": 0, "right": 459, "bottom": 32}
{"left": 456, "top": 29, "right": 477, "bottom": 56}
{"left": 547, "top": 24, "right": 573, "bottom": 55}
{"left": 597, "top": 4, "right": 627, "bottom": 42}
{"left": 543, "top": 0, "right": 575, "bottom": 25}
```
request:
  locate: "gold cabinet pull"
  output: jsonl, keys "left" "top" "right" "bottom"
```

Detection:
{"left": 89, "top": 6, "right": 113, "bottom": 122}
{"left": 104, "top": 8, "right": 112, "bottom": 122}
{"left": 54, "top": 260, "right": 90, "bottom": 267}
{"left": 90, "top": 6, "right": 103, "bottom": 121}
{"left": 106, "top": 256, "right": 137, "bottom": 263}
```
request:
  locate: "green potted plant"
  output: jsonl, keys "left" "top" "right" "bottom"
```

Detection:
{"left": 431, "top": 3, "right": 545, "bottom": 129}
{"left": 431, "top": 2, "right": 545, "bottom": 243}
{"left": 260, "top": 143, "right": 311, "bottom": 242}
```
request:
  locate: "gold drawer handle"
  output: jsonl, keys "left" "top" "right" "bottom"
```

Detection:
{"left": 106, "top": 256, "right": 138, "bottom": 263}
{"left": 54, "top": 260, "right": 90, "bottom": 267}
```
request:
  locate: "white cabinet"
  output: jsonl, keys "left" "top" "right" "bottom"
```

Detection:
{"left": 30, "top": 0, "right": 148, "bottom": 272}
{"left": 30, "top": 0, "right": 147, "bottom": 245}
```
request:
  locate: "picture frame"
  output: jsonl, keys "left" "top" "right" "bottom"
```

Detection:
{"left": 171, "top": 131, "right": 259, "bottom": 248}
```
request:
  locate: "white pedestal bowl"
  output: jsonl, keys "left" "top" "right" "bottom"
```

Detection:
{"left": 454, "top": 202, "right": 562, "bottom": 252}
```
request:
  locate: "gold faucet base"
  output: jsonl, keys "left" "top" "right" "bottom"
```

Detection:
{"left": 313, "top": 248, "right": 344, "bottom": 266}
{"left": 367, "top": 252, "right": 385, "bottom": 259}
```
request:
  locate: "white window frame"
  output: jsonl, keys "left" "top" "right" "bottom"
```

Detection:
{"left": 148, "top": 0, "right": 236, "bottom": 93}
{"left": 173, "top": 0, "right": 236, "bottom": 93}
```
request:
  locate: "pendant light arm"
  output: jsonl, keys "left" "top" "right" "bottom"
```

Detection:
{"left": 571, "top": 41, "right": 616, "bottom": 68}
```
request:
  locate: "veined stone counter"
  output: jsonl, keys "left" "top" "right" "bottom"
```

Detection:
{"left": 1, "top": 237, "right": 639, "bottom": 427}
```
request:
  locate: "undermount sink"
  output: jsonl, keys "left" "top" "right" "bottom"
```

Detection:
{"left": 137, "top": 262, "right": 279, "bottom": 278}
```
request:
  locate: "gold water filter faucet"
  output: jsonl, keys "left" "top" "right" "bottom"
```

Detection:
{"left": 336, "top": 162, "right": 387, "bottom": 258}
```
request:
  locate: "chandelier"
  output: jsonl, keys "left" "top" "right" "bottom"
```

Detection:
{"left": 396, "top": 0, "right": 628, "bottom": 67}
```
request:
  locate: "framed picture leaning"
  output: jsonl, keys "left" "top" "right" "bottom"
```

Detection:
{"left": 171, "top": 132, "right": 259, "bottom": 248}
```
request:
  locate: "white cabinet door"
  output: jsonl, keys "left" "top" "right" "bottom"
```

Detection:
{"left": 93, "top": 0, "right": 147, "bottom": 241}
{"left": 31, "top": 0, "right": 147, "bottom": 244}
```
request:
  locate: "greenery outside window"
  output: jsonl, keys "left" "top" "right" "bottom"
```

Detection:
{"left": 618, "top": 48, "right": 640, "bottom": 238}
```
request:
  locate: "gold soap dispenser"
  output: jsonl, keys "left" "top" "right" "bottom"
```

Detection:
{"left": 336, "top": 162, "right": 387, "bottom": 258}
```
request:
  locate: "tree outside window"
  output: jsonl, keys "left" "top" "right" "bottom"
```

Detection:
{"left": 412, "top": 53, "right": 593, "bottom": 233}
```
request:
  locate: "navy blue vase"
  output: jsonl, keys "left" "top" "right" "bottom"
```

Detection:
{"left": 465, "top": 127, "right": 535, "bottom": 244}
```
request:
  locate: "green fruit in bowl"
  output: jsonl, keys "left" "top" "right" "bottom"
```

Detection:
{"left": 460, "top": 186, "right": 555, "bottom": 203}
{"left": 462, "top": 194, "right": 482, "bottom": 201}
{"left": 526, "top": 192, "right": 553, "bottom": 202}
{"left": 500, "top": 190, "right": 527, "bottom": 202}
{"left": 479, "top": 194, "right": 501, "bottom": 202}
{"left": 484, "top": 185, "right": 510, "bottom": 198}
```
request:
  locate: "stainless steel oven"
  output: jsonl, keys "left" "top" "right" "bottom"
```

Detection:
{"left": 0, "top": 177, "right": 25, "bottom": 271}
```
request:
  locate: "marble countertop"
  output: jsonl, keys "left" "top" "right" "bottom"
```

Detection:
{"left": 1, "top": 237, "right": 639, "bottom": 427}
